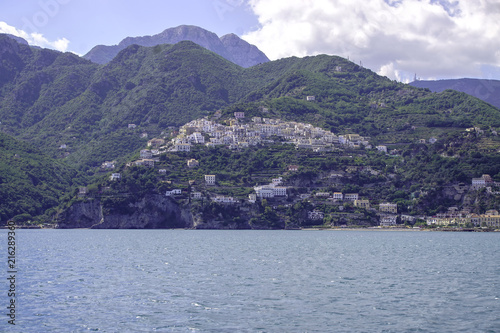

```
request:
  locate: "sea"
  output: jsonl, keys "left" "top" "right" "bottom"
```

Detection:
{"left": 1, "top": 229, "right": 499, "bottom": 332}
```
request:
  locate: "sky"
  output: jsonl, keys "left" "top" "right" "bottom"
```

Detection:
{"left": 1, "top": 0, "right": 499, "bottom": 82}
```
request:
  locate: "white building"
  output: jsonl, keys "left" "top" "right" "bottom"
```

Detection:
{"left": 174, "top": 143, "right": 191, "bottom": 152}
{"left": 110, "top": 173, "right": 121, "bottom": 181}
{"left": 140, "top": 149, "right": 153, "bottom": 159}
{"left": 308, "top": 210, "right": 324, "bottom": 220}
{"left": 165, "top": 189, "right": 182, "bottom": 196}
{"left": 380, "top": 215, "right": 398, "bottom": 227}
{"left": 344, "top": 193, "right": 359, "bottom": 201}
{"left": 191, "top": 192, "right": 202, "bottom": 199}
{"left": 212, "top": 195, "right": 237, "bottom": 204}
{"left": 205, "top": 175, "right": 216, "bottom": 185}
{"left": 332, "top": 192, "right": 343, "bottom": 201}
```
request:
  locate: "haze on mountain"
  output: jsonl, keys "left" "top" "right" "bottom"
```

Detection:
{"left": 410, "top": 78, "right": 500, "bottom": 110}
{"left": 84, "top": 25, "right": 270, "bottom": 68}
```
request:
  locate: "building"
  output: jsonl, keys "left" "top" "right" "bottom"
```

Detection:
{"left": 165, "top": 189, "right": 182, "bottom": 196}
{"left": 128, "top": 124, "right": 136, "bottom": 129}
{"left": 249, "top": 193, "right": 257, "bottom": 203}
{"left": 315, "top": 192, "right": 330, "bottom": 197}
{"left": 191, "top": 192, "right": 202, "bottom": 200}
{"left": 234, "top": 112, "right": 245, "bottom": 119}
{"left": 134, "top": 159, "right": 155, "bottom": 167}
{"left": 205, "top": 175, "right": 216, "bottom": 186}
{"left": 110, "top": 173, "right": 121, "bottom": 181}
{"left": 212, "top": 195, "right": 237, "bottom": 204}
{"left": 376, "top": 145, "right": 388, "bottom": 153}
{"left": 187, "top": 159, "right": 199, "bottom": 168}
{"left": 288, "top": 165, "right": 299, "bottom": 172}
{"left": 308, "top": 210, "right": 324, "bottom": 220}
{"left": 472, "top": 174, "right": 494, "bottom": 189}
{"left": 344, "top": 193, "right": 359, "bottom": 201}
{"left": 159, "top": 169, "right": 167, "bottom": 174}
{"left": 379, "top": 203, "right": 398, "bottom": 214}
{"left": 332, "top": 192, "right": 343, "bottom": 201}
{"left": 354, "top": 199, "right": 370, "bottom": 209}
{"left": 254, "top": 185, "right": 275, "bottom": 198}
{"left": 306, "top": 96, "right": 315, "bottom": 101}
{"left": 140, "top": 149, "right": 153, "bottom": 159}
{"left": 147, "top": 138, "right": 165, "bottom": 148}
{"left": 380, "top": 215, "right": 397, "bottom": 227}
{"left": 174, "top": 143, "right": 191, "bottom": 152}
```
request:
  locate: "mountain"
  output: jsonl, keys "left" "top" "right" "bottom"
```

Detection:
{"left": 3, "top": 33, "right": 29, "bottom": 45}
{"left": 83, "top": 25, "right": 270, "bottom": 67}
{"left": 0, "top": 131, "right": 79, "bottom": 223}
{"left": 1, "top": 35, "right": 500, "bottom": 224}
{"left": 2, "top": 34, "right": 499, "bottom": 170}
{"left": 410, "top": 78, "right": 500, "bottom": 109}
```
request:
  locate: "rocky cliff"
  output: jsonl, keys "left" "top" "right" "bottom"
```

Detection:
{"left": 84, "top": 25, "right": 270, "bottom": 67}
{"left": 56, "top": 194, "right": 193, "bottom": 229}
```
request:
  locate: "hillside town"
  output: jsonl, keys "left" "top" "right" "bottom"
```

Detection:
{"left": 167, "top": 113, "right": 369, "bottom": 152}
{"left": 89, "top": 111, "right": 498, "bottom": 230}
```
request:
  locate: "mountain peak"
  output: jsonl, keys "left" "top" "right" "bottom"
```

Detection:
{"left": 84, "top": 25, "right": 269, "bottom": 68}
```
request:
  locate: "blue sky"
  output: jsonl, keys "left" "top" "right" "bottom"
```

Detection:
{"left": 1, "top": 0, "right": 500, "bottom": 82}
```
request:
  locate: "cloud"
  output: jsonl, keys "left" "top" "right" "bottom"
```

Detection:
{"left": 243, "top": 0, "right": 500, "bottom": 81}
{"left": 0, "top": 21, "right": 69, "bottom": 52}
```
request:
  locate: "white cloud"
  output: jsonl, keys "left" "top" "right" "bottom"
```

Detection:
{"left": 0, "top": 21, "right": 69, "bottom": 52}
{"left": 243, "top": 0, "right": 500, "bottom": 80}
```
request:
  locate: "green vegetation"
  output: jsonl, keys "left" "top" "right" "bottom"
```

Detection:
{"left": 0, "top": 132, "right": 80, "bottom": 222}
{"left": 1, "top": 34, "right": 499, "bottom": 225}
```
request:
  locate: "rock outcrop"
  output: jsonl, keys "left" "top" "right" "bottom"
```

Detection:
{"left": 56, "top": 194, "right": 193, "bottom": 229}
{"left": 84, "top": 25, "right": 269, "bottom": 67}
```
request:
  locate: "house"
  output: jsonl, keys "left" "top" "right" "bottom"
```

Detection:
{"left": 272, "top": 177, "right": 283, "bottom": 185}
{"left": 380, "top": 215, "right": 398, "bottom": 227}
{"left": 174, "top": 143, "right": 191, "bottom": 152}
{"left": 128, "top": 124, "right": 137, "bottom": 129}
{"left": 110, "top": 173, "right": 121, "bottom": 181}
{"left": 288, "top": 165, "right": 299, "bottom": 172}
{"left": 472, "top": 174, "right": 494, "bottom": 189}
{"left": 191, "top": 192, "right": 202, "bottom": 199}
{"left": 308, "top": 210, "right": 324, "bottom": 220}
{"left": 140, "top": 149, "right": 153, "bottom": 159}
{"left": 273, "top": 186, "right": 288, "bottom": 197}
{"left": 376, "top": 145, "right": 387, "bottom": 153}
{"left": 315, "top": 192, "right": 330, "bottom": 197}
{"left": 354, "top": 199, "right": 370, "bottom": 209}
{"left": 187, "top": 159, "right": 199, "bottom": 168}
{"left": 306, "top": 96, "right": 315, "bottom": 101}
{"left": 134, "top": 159, "right": 155, "bottom": 167}
{"left": 159, "top": 169, "right": 167, "bottom": 174}
{"left": 147, "top": 138, "right": 165, "bottom": 148}
{"left": 212, "top": 195, "right": 237, "bottom": 204}
{"left": 165, "top": 189, "right": 182, "bottom": 196}
{"left": 254, "top": 185, "right": 275, "bottom": 198}
{"left": 429, "top": 137, "right": 437, "bottom": 144}
{"left": 234, "top": 112, "right": 245, "bottom": 119}
{"left": 205, "top": 175, "right": 216, "bottom": 185}
{"left": 344, "top": 193, "right": 359, "bottom": 201}
{"left": 332, "top": 192, "right": 343, "bottom": 201}
{"left": 100, "top": 161, "right": 115, "bottom": 170}
{"left": 188, "top": 132, "right": 205, "bottom": 144}
{"left": 249, "top": 193, "right": 257, "bottom": 203}
{"left": 379, "top": 203, "right": 398, "bottom": 214}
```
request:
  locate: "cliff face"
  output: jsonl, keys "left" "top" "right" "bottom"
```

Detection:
{"left": 56, "top": 195, "right": 193, "bottom": 229}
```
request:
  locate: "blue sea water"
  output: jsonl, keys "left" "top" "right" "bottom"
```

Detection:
{"left": 1, "top": 229, "right": 499, "bottom": 332}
